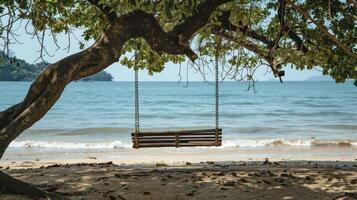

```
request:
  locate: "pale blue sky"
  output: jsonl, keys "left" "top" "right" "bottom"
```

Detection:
{"left": 9, "top": 28, "right": 322, "bottom": 81}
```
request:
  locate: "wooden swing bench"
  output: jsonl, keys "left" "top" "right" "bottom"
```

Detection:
{"left": 130, "top": 52, "right": 223, "bottom": 149}
{"left": 132, "top": 128, "right": 222, "bottom": 148}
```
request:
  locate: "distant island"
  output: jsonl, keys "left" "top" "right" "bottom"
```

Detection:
{"left": 0, "top": 54, "right": 113, "bottom": 82}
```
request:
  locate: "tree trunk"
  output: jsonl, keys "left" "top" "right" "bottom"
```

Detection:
{"left": 0, "top": 0, "right": 230, "bottom": 198}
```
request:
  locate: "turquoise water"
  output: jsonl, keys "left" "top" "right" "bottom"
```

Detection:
{"left": 1, "top": 81, "right": 356, "bottom": 149}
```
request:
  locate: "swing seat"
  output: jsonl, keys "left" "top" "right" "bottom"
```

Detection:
{"left": 132, "top": 128, "right": 222, "bottom": 148}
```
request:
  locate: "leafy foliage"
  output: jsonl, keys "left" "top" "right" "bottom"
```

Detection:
{"left": 0, "top": 0, "right": 356, "bottom": 83}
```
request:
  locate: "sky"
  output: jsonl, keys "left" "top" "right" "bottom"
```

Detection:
{"left": 8, "top": 27, "right": 323, "bottom": 82}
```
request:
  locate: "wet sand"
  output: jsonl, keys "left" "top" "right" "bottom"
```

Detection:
{"left": 1, "top": 160, "right": 357, "bottom": 200}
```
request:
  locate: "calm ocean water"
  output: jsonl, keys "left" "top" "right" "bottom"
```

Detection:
{"left": 1, "top": 81, "right": 356, "bottom": 150}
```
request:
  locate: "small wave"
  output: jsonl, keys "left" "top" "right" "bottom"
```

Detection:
{"left": 9, "top": 140, "right": 131, "bottom": 149}
{"left": 223, "top": 138, "right": 312, "bottom": 148}
{"left": 23, "top": 127, "right": 133, "bottom": 136}
{"left": 223, "top": 138, "right": 357, "bottom": 148}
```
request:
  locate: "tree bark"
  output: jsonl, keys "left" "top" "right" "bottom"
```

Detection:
{"left": 0, "top": 0, "right": 231, "bottom": 198}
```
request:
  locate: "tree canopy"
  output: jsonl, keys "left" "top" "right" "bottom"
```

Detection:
{"left": 0, "top": 0, "right": 356, "bottom": 198}
{"left": 1, "top": 0, "right": 356, "bottom": 83}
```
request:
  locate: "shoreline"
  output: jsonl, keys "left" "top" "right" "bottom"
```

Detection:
{"left": 2, "top": 146, "right": 357, "bottom": 169}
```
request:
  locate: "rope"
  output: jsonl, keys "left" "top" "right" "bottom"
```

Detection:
{"left": 134, "top": 66, "right": 140, "bottom": 133}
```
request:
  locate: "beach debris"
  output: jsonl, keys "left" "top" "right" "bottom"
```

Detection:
{"left": 143, "top": 191, "right": 151, "bottom": 195}
{"left": 207, "top": 161, "right": 215, "bottom": 165}
{"left": 248, "top": 172, "right": 260, "bottom": 177}
{"left": 122, "top": 184, "right": 128, "bottom": 189}
{"left": 186, "top": 162, "right": 192, "bottom": 166}
{"left": 222, "top": 180, "right": 236, "bottom": 186}
{"left": 87, "top": 157, "right": 97, "bottom": 160}
{"left": 239, "top": 178, "right": 248, "bottom": 183}
{"left": 231, "top": 172, "right": 238, "bottom": 177}
{"left": 35, "top": 158, "right": 40, "bottom": 161}
{"left": 216, "top": 172, "right": 225, "bottom": 176}
{"left": 350, "top": 179, "right": 357, "bottom": 184}
{"left": 156, "top": 163, "right": 168, "bottom": 167}
{"left": 305, "top": 176, "right": 312, "bottom": 181}
{"left": 263, "top": 158, "right": 271, "bottom": 165}
{"left": 273, "top": 161, "right": 283, "bottom": 166}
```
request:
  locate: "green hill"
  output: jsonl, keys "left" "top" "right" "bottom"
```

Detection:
{"left": 0, "top": 54, "right": 113, "bottom": 82}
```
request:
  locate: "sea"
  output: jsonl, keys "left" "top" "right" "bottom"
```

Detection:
{"left": 1, "top": 81, "right": 356, "bottom": 155}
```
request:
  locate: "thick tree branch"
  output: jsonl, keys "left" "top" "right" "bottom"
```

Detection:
{"left": 218, "top": 11, "right": 274, "bottom": 48}
{"left": 218, "top": 11, "right": 308, "bottom": 53}
{"left": 171, "top": 0, "right": 231, "bottom": 39}
{"left": 286, "top": 29, "right": 308, "bottom": 53}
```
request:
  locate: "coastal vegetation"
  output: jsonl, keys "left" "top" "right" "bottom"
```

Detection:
{"left": 0, "top": 53, "right": 113, "bottom": 81}
{"left": 0, "top": 0, "right": 356, "bottom": 199}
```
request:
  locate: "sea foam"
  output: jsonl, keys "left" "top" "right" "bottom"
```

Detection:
{"left": 9, "top": 138, "right": 357, "bottom": 149}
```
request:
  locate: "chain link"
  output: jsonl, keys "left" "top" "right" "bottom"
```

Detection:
{"left": 134, "top": 67, "right": 140, "bottom": 133}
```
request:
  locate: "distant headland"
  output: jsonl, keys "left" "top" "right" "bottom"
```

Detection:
{"left": 0, "top": 53, "right": 113, "bottom": 82}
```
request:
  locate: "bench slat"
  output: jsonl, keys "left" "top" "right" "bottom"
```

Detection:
{"left": 132, "top": 129, "right": 221, "bottom": 137}
{"left": 131, "top": 136, "right": 222, "bottom": 140}
{"left": 132, "top": 139, "right": 220, "bottom": 144}
{"left": 137, "top": 142, "right": 221, "bottom": 148}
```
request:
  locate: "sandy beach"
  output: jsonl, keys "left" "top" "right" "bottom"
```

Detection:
{"left": 1, "top": 160, "right": 357, "bottom": 200}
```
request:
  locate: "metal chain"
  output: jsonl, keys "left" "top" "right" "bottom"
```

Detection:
{"left": 215, "top": 52, "right": 219, "bottom": 129}
{"left": 134, "top": 66, "right": 140, "bottom": 133}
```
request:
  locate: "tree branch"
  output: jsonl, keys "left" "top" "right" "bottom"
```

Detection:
{"left": 171, "top": 0, "right": 231, "bottom": 39}
{"left": 217, "top": 11, "right": 275, "bottom": 48}
{"left": 218, "top": 10, "right": 308, "bottom": 53}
